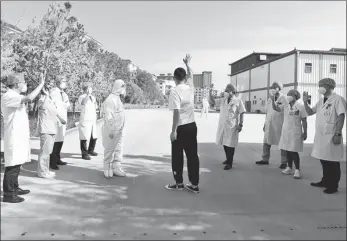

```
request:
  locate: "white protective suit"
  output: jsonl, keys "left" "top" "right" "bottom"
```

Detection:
{"left": 201, "top": 98, "right": 210, "bottom": 117}
{"left": 216, "top": 93, "right": 246, "bottom": 147}
{"left": 50, "top": 87, "right": 70, "bottom": 142}
{"left": 78, "top": 93, "right": 97, "bottom": 140}
{"left": 1, "top": 89, "right": 31, "bottom": 167}
{"left": 263, "top": 93, "right": 287, "bottom": 145}
{"left": 101, "top": 79, "right": 126, "bottom": 178}
{"left": 311, "top": 93, "right": 346, "bottom": 162}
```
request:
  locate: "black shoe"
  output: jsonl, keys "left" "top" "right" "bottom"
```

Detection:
{"left": 82, "top": 154, "right": 91, "bottom": 160}
{"left": 223, "top": 160, "right": 227, "bottom": 165}
{"left": 224, "top": 164, "right": 233, "bottom": 170}
{"left": 165, "top": 183, "right": 184, "bottom": 191}
{"left": 279, "top": 164, "right": 287, "bottom": 169}
{"left": 310, "top": 181, "right": 325, "bottom": 188}
{"left": 3, "top": 195, "right": 25, "bottom": 203}
{"left": 185, "top": 184, "right": 199, "bottom": 194}
{"left": 88, "top": 151, "right": 98, "bottom": 156}
{"left": 57, "top": 160, "right": 67, "bottom": 165}
{"left": 50, "top": 165, "right": 59, "bottom": 170}
{"left": 323, "top": 188, "right": 338, "bottom": 194}
{"left": 16, "top": 188, "right": 30, "bottom": 196}
{"left": 256, "top": 160, "right": 269, "bottom": 165}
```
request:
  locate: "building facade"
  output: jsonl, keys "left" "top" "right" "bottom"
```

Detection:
{"left": 229, "top": 48, "right": 346, "bottom": 113}
{"left": 156, "top": 73, "right": 175, "bottom": 95}
{"left": 193, "top": 71, "right": 213, "bottom": 103}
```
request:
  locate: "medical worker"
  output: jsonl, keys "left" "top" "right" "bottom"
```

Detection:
{"left": 78, "top": 82, "right": 98, "bottom": 160}
{"left": 37, "top": 82, "right": 67, "bottom": 178}
{"left": 101, "top": 79, "right": 127, "bottom": 178}
{"left": 256, "top": 81, "right": 288, "bottom": 169}
{"left": 1, "top": 72, "right": 45, "bottom": 203}
{"left": 276, "top": 89, "right": 308, "bottom": 179}
{"left": 303, "top": 78, "right": 346, "bottom": 194}
{"left": 200, "top": 97, "right": 209, "bottom": 118}
{"left": 49, "top": 75, "right": 70, "bottom": 170}
{"left": 216, "top": 83, "right": 246, "bottom": 170}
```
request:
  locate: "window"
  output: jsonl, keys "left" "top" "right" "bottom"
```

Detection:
{"left": 305, "top": 63, "right": 312, "bottom": 73}
{"left": 330, "top": 64, "right": 337, "bottom": 74}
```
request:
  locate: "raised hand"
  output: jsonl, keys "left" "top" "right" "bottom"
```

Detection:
{"left": 183, "top": 54, "right": 192, "bottom": 65}
{"left": 302, "top": 91, "right": 309, "bottom": 103}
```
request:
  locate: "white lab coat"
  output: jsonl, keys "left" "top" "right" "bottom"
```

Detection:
{"left": 1, "top": 89, "right": 31, "bottom": 167}
{"left": 216, "top": 95, "right": 246, "bottom": 148}
{"left": 311, "top": 93, "right": 346, "bottom": 162}
{"left": 278, "top": 101, "right": 308, "bottom": 152}
{"left": 263, "top": 93, "right": 287, "bottom": 145}
{"left": 50, "top": 87, "right": 70, "bottom": 142}
{"left": 78, "top": 94, "right": 97, "bottom": 140}
{"left": 101, "top": 94, "right": 125, "bottom": 170}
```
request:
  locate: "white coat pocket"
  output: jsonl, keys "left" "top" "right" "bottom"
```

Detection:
{"left": 324, "top": 123, "right": 335, "bottom": 134}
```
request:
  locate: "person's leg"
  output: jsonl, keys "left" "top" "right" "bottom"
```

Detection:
{"left": 279, "top": 149, "right": 288, "bottom": 169}
{"left": 80, "top": 139, "right": 89, "bottom": 157}
{"left": 282, "top": 151, "right": 294, "bottom": 175}
{"left": 292, "top": 152, "right": 301, "bottom": 179}
{"left": 112, "top": 131, "right": 126, "bottom": 177}
{"left": 37, "top": 134, "right": 53, "bottom": 177}
{"left": 324, "top": 161, "right": 340, "bottom": 194}
{"left": 50, "top": 142, "right": 60, "bottom": 169}
{"left": 3, "top": 165, "right": 24, "bottom": 203}
{"left": 224, "top": 146, "right": 235, "bottom": 170}
{"left": 311, "top": 160, "right": 326, "bottom": 187}
{"left": 88, "top": 128, "right": 98, "bottom": 156}
{"left": 223, "top": 145, "right": 229, "bottom": 164}
{"left": 56, "top": 141, "right": 66, "bottom": 165}
{"left": 257, "top": 143, "right": 271, "bottom": 164}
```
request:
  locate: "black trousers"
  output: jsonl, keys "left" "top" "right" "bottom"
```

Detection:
{"left": 80, "top": 132, "right": 97, "bottom": 155}
{"left": 320, "top": 160, "right": 341, "bottom": 190}
{"left": 286, "top": 151, "right": 300, "bottom": 170}
{"left": 171, "top": 122, "right": 200, "bottom": 186}
{"left": 223, "top": 145, "right": 235, "bottom": 165}
{"left": 50, "top": 141, "right": 64, "bottom": 166}
{"left": 2, "top": 165, "right": 21, "bottom": 196}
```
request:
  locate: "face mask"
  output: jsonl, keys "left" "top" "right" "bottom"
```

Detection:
{"left": 318, "top": 87, "right": 326, "bottom": 95}
{"left": 287, "top": 96, "right": 294, "bottom": 102}
{"left": 21, "top": 85, "right": 27, "bottom": 93}
{"left": 269, "top": 88, "right": 279, "bottom": 96}
{"left": 120, "top": 88, "right": 126, "bottom": 95}
{"left": 88, "top": 88, "right": 93, "bottom": 94}
{"left": 59, "top": 82, "right": 67, "bottom": 89}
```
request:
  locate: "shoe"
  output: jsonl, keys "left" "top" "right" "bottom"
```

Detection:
{"left": 223, "top": 160, "right": 227, "bottom": 165}
{"left": 82, "top": 154, "right": 91, "bottom": 160}
{"left": 282, "top": 167, "right": 294, "bottom": 175}
{"left": 323, "top": 188, "right": 338, "bottom": 194}
{"left": 185, "top": 184, "right": 200, "bottom": 194}
{"left": 293, "top": 169, "right": 301, "bottom": 179}
{"left": 224, "top": 164, "right": 232, "bottom": 170}
{"left": 88, "top": 151, "right": 98, "bottom": 156}
{"left": 38, "top": 173, "right": 55, "bottom": 179}
{"left": 57, "top": 160, "right": 67, "bottom": 165}
{"left": 310, "top": 181, "right": 325, "bottom": 188}
{"left": 16, "top": 188, "right": 30, "bottom": 196}
{"left": 50, "top": 165, "right": 59, "bottom": 170}
{"left": 279, "top": 164, "right": 287, "bottom": 169}
{"left": 104, "top": 169, "right": 113, "bottom": 178}
{"left": 48, "top": 171, "right": 56, "bottom": 177}
{"left": 3, "top": 195, "right": 25, "bottom": 203}
{"left": 256, "top": 160, "right": 269, "bottom": 165}
{"left": 113, "top": 167, "right": 126, "bottom": 177}
{"left": 165, "top": 183, "right": 184, "bottom": 191}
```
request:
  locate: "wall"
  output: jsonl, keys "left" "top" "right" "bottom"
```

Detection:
{"left": 235, "top": 70, "right": 250, "bottom": 91}
{"left": 321, "top": 54, "right": 346, "bottom": 86}
{"left": 250, "top": 64, "right": 268, "bottom": 90}
{"left": 250, "top": 89, "right": 267, "bottom": 113}
{"left": 269, "top": 53, "right": 295, "bottom": 85}
{"left": 297, "top": 53, "right": 321, "bottom": 86}
{"left": 230, "top": 75, "right": 237, "bottom": 86}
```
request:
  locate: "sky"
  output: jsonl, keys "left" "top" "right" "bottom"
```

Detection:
{"left": 1, "top": 1, "right": 346, "bottom": 92}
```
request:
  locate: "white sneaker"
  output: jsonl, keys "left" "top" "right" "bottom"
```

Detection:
{"left": 48, "top": 171, "right": 56, "bottom": 177}
{"left": 38, "top": 173, "right": 54, "bottom": 179}
{"left": 113, "top": 167, "right": 126, "bottom": 177}
{"left": 282, "top": 167, "right": 294, "bottom": 175}
{"left": 104, "top": 169, "right": 113, "bottom": 178}
{"left": 293, "top": 169, "right": 301, "bottom": 179}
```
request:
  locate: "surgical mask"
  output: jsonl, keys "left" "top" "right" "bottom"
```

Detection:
{"left": 287, "top": 96, "right": 294, "bottom": 102}
{"left": 269, "top": 88, "right": 279, "bottom": 96}
{"left": 318, "top": 87, "right": 326, "bottom": 95}
{"left": 59, "top": 82, "right": 67, "bottom": 89}
{"left": 120, "top": 88, "right": 126, "bottom": 95}
{"left": 21, "top": 85, "right": 27, "bottom": 93}
{"left": 88, "top": 87, "right": 93, "bottom": 94}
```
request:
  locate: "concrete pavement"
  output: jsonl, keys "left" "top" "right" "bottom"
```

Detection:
{"left": 1, "top": 109, "right": 346, "bottom": 240}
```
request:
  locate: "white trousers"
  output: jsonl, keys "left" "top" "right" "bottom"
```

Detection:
{"left": 102, "top": 124, "right": 124, "bottom": 170}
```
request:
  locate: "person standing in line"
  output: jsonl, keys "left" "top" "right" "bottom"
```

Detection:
{"left": 303, "top": 78, "right": 346, "bottom": 194}
{"left": 165, "top": 54, "right": 200, "bottom": 194}
{"left": 200, "top": 96, "right": 210, "bottom": 118}
{"left": 276, "top": 89, "right": 308, "bottom": 179}
{"left": 101, "top": 79, "right": 127, "bottom": 178}
{"left": 256, "top": 81, "right": 288, "bottom": 169}
{"left": 215, "top": 84, "right": 246, "bottom": 170}
{"left": 49, "top": 75, "right": 70, "bottom": 170}
{"left": 37, "top": 82, "right": 67, "bottom": 178}
{"left": 78, "top": 82, "right": 98, "bottom": 160}
{"left": 1, "top": 72, "right": 45, "bottom": 203}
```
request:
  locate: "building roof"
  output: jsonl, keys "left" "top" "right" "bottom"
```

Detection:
{"left": 228, "top": 48, "right": 347, "bottom": 77}
{"left": 228, "top": 52, "right": 283, "bottom": 66}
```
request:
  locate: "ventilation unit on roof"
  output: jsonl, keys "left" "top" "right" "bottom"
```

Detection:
{"left": 259, "top": 55, "right": 267, "bottom": 61}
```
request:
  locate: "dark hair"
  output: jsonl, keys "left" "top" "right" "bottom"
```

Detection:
{"left": 174, "top": 68, "right": 186, "bottom": 81}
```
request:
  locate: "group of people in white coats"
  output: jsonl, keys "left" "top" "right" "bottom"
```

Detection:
{"left": 1, "top": 71, "right": 128, "bottom": 203}
{"left": 255, "top": 79, "right": 345, "bottom": 194}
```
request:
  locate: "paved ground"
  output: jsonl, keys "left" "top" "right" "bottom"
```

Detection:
{"left": 1, "top": 109, "right": 346, "bottom": 240}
